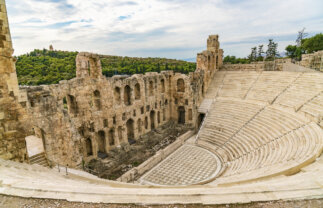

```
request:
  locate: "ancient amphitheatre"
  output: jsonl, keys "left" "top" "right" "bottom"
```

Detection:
{"left": 1, "top": 0, "right": 323, "bottom": 206}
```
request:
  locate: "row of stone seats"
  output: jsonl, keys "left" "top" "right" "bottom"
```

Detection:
{"left": 217, "top": 72, "right": 259, "bottom": 99}
{"left": 218, "top": 122, "right": 322, "bottom": 184}
{"left": 245, "top": 71, "right": 301, "bottom": 103}
{"left": 274, "top": 72, "right": 323, "bottom": 111}
{"left": 197, "top": 99, "right": 265, "bottom": 160}
{"left": 298, "top": 92, "right": 323, "bottom": 125}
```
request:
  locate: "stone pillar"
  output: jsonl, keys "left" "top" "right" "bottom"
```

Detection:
{"left": 0, "top": 0, "right": 27, "bottom": 161}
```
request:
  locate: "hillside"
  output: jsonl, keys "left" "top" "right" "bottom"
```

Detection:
{"left": 15, "top": 49, "right": 196, "bottom": 86}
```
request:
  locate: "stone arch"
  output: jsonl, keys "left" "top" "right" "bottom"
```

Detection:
{"left": 161, "top": 79, "right": 165, "bottom": 93}
{"left": 150, "top": 110, "right": 156, "bottom": 130}
{"left": 149, "top": 81, "right": 154, "bottom": 96}
{"left": 134, "top": 83, "right": 141, "bottom": 100}
{"left": 86, "top": 138, "right": 93, "bottom": 156}
{"left": 108, "top": 128, "right": 115, "bottom": 146}
{"left": 67, "top": 94, "right": 78, "bottom": 115}
{"left": 178, "top": 106, "right": 185, "bottom": 124}
{"left": 124, "top": 85, "right": 132, "bottom": 106}
{"left": 93, "top": 90, "right": 101, "bottom": 110}
{"left": 177, "top": 78, "right": 185, "bottom": 92}
{"left": 118, "top": 126, "right": 123, "bottom": 143}
{"left": 137, "top": 118, "right": 142, "bottom": 133}
{"left": 97, "top": 130, "right": 106, "bottom": 154}
{"left": 126, "top": 119, "right": 135, "bottom": 143}
{"left": 114, "top": 87, "right": 121, "bottom": 104}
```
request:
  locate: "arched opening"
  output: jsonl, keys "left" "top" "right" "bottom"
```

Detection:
{"left": 145, "top": 117, "right": 148, "bottom": 129}
{"left": 177, "top": 78, "right": 185, "bottom": 92}
{"left": 134, "top": 83, "right": 141, "bottom": 100}
{"left": 198, "top": 113, "right": 205, "bottom": 129}
{"left": 202, "top": 84, "right": 205, "bottom": 96}
{"left": 124, "top": 85, "right": 132, "bottom": 105}
{"left": 137, "top": 119, "right": 142, "bottom": 133}
{"left": 157, "top": 111, "right": 160, "bottom": 124}
{"left": 93, "top": 90, "right": 101, "bottom": 110}
{"left": 108, "top": 129, "right": 115, "bottom": 146}
{"left": 150, "top": 111, "right": 155, "bottom": 130}
{"left": 126, "top": 119, "right": 135, "bottom": 144}
{"left": 97, "top": 131, "right": 106, "bottom": 154}
{"left": 178, "top": 106, "right": 186, "bottom": 124}
{"left": 118, "top": 126, "right": 123, "bottom": 143}
{"left": 67, "top": 95, "right": 78, "bottom": 115}
{"left": 149, "top": 81, "right": 154, "bottom": 96}
{"left": 161, "top": 79, "right": 165, "bottom": 93}
{"left": 114, "top": 87, "right": 121, "bottom": 104}
{"left": 86, "top": 138, "right": 93, "bottom": 156}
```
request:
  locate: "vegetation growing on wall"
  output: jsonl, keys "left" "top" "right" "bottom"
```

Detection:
{"left": 16, "top": 49, "right": 196, "bottom": 86}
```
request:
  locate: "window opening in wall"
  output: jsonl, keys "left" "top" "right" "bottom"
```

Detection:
{"left": 161, "top": 79, "right": 165, "bottom": 93}
{"left": 126, "top": 119, "right": 135, "bottom": 144}
{"left": 97, "top": 131, "right": 107, "bottom": 158}
{"left": 137, "top": 119, "right": 142, "bottom": 134}
{"left": 175, "top": 98, "right": 178, "bottom": 104}
{"left": 108, "top": 129, "right": 115, "bottom": 146}
{"left": 103, "top": 119, "right": 108, "bottom": 128}
{"left": 141, "top": 107, "right": 144, "bottom": 114}
{"left": 67, "top": 95, "right": 78, "bottom": 115}
{"left": 146, "top": 105, "right": 150, "bottom": 111}
{"left": 177, "top": 78, "right": 185, "bottom": 92}
{"left": 185, "top": 99, "right": 188, "bottom": 105}
{"left": 178, "top": 106, "right": 185, "bottom": 124}
{"left": 155, "top": 102, "right": 157, "bottom": 108}
{"left": 93, "top": 90, "right": 101, "bottom": 110}
{"left": 124, "top": 85, "right": 132, "bottom": 105}
{"left": 63, "top": 97, "right": 68, "bottom": 109}
{"left": 165, "top": 99, "right": 168, "bottom": 105}
{"left": 114, "top": 87, "right": 121, "bottom": 104}
{"left": 86, "top": 138, "right": 93, "bottom": 156}
{"left": 122, "top": 113, "right": 126, "bottom": 121}
{"left": 90, "top": 122, "right": 95, "bottom": 132}
{"left": 113, "top": 116, "right": 116, "bottom": 124}
{"left": 150, "top": 110, "right": 156, "bottom": 130}
{"left": 87, "top": 61, "right": 91, "bottom": 76}
{"left": 135, "top": 83, "right": 141, "bottom": 100}
{"left": 133, "top": 110, "right": 136, "bottom": 117}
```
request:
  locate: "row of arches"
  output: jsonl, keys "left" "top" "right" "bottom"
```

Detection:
{"left": 84, "top": 109, "right": 167, "bottom": 157}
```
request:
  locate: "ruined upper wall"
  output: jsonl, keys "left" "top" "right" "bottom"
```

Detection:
{"left": 300, "top": 50, "right": 323, "bottom": 71}
{"left": 0, "top": 0, "right": 27, "bottom": 161}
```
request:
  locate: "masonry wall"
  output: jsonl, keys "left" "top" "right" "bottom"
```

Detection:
{"left": 220, "top": 59, "right": 291, "bottom": 71}
{"left": 300, "top": 50, "right": 323, "bottom": 71}
{"left": 0, "top": 0, "right": 28, "bottom": 161}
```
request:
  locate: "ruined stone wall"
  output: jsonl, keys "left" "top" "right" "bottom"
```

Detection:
{"left": 300, "top": 50, "right": 323, "bottom": 71}
{"left": 196, "top": 35, "right": 223, "bottom": 96}
{"left": 0, "top": 0, "right": 27, "bottom": 161}
{"left": 20, "top": 52, "right": 206, "bottom": 167}
{"left": 221, "top": 59, "right": 291, "bottom": 71}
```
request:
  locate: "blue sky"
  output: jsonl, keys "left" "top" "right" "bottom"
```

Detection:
{"left": 6, "top": 0, "right": 323, "bottom": 59}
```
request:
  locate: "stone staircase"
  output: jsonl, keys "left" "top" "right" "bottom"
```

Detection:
{"left": 29, "top": 152, "right": 49, "bottom": 167}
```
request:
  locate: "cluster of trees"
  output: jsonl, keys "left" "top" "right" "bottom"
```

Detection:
{"left": 16, "top": 49, "right": 78, "bottom": 85}
{"left": 223, "top": 39, "right": 279, "bottom": 64}
{"left": 248, "top": 39, "right": 279, "bottom": 62}
{"left": 100, "top": 56, "right": 196, "bottom": 77}
{"left": 285, "top": 30, "right": 323, "bottom": 61}
{"left": 15, "top": 49, "right": 196, "bottom": 85}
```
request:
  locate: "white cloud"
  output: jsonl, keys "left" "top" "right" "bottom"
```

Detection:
{"left": 6, "top": 0, "right": 323, "bottom": 59}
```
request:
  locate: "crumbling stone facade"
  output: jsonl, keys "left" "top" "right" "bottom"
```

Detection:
{"left": 0, "top": 1, "right": 27, "bottom": 161}
{"left": 0, "top": 0, "right": 222, "bottom": 168}
{"left": 300, "top": 50, "right": 323, "bottom": 71}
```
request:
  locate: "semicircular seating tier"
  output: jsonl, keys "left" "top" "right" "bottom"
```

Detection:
{"left": 196, "top": 71, "right": 323, "bottom": 184}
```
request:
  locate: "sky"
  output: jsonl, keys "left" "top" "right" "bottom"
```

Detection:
{"left": 6, "top": 0, "right": 323, "bottom": 60}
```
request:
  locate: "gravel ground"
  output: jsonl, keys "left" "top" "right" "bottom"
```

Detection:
{"left": 1, "top": 195, "right": 323, "bottom": 208}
